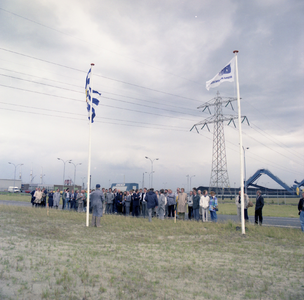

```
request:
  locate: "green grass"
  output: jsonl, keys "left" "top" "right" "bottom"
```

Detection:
{"left": 0, "top": 192, "right": 31, "bottom": 202}
{"left": 0, "top": 205, "right": 303, "bottom": 299}
{"left": 218, "top": 203, "right": 299, "bottom": 218}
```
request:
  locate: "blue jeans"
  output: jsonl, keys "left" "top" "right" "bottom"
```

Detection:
{"left": 66, "top": 199, "right": 70, "bottom": 210}
{"left": 210, "top": 211, "right": 217, "bottom": 222}
{"left": 62, "top": 199, "right": 67, "bottom": 210}
{"left": 142, "top": 201, "right": 147, "bottom": 218}
{"left": 193, "top": 208, "right": 200, "bottom": 221}
{"left": 300, "top": 211, "right": 304, "bottom": 232}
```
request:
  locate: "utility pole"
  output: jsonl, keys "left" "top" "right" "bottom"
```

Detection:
{"left": 191, "top": 91, "right": 249, "bottom": 197}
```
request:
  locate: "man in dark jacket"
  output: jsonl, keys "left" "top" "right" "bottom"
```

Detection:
{"left": 132, "top": 190, "right": 140, "bottom": 217}
{"left": 145, "top": 188, "right": 158, "bottom": 222}
{"left": 91, "top": 184, "right": 105, "bottom": 227}
{"left": 192, "top": 188, "right": 200, "bottom": 221}
{"left": 298, "top": 192, "right": 304, "bottom": 232}
{"left": 255, "top": 190, "right": 264, "bottom": 225}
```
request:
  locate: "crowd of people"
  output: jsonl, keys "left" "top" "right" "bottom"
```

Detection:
{"left": 30, "top": 186, "right": 220, "bottom": 222}
{"left": 30, "top": 186, "right": 304, "bottom": 230}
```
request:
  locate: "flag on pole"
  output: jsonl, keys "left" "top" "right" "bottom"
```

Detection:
{"left": 206, "top": 56, "right": 235, "bottom": 91}
{"left": 85, "top": 68, "right": 101, "bottom": 123}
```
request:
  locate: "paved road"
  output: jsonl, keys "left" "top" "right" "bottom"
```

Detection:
{"left": 0, "top": 200, "right": 300, "bottom": 229}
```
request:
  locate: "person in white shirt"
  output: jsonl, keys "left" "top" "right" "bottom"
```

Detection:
{"left": 200, "top": 190, "right": 210, "bottom": 222}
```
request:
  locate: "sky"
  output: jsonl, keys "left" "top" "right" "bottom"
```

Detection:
{"left": 0, "top": 0, "right": 303, "bottom": 192}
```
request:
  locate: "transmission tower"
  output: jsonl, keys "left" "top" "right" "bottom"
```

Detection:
{"left": 191, "top": 91, "right": 249, "bottom": 195}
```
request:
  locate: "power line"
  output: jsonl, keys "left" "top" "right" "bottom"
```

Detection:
{"left": 0, "top": 47, "right": 202, "bottom": 103}
{"left": 0, "top": 83, "right": 199, "bottom": 122}
{"left": 1, "top": 66, "right": 201, "bottom": 113}
{"left": 0, "top": 101, "right": 186, "bottom": 130}
{"left": 0, "top": 106, "right": 189, "bottom": 132}
{"left": 0, "top": 7, "right": 204, "bottom": 88}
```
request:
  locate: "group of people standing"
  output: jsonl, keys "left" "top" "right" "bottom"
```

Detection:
{"left": 31, "top": 187, "right": 86, "bottom": 212}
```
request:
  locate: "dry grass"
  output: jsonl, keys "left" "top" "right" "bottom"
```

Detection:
{"left": 0, "top": 205, "right": 303, "bottom": 299}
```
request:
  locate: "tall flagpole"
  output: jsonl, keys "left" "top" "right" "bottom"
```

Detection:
{"left": 86, "top": 63, "right": 94, "bottom": 227}
{"left": 233, "top": 50, "right": 245, "bottom": 234}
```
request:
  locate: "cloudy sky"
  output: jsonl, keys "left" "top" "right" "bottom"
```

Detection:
{"left": 0, "top": 0, "right": 303, "bottom": 191}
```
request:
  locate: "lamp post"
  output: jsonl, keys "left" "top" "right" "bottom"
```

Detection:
{"left": 242, "top": 146, "right": 249, "bottom": 195}
{"left": 69, "top": 161, "right": 82, "bottom": 192}
{"left": 190, "top": 175, "right": 195, "bottom": 191}
{"left": 8, "top": 162, "right": 23, "bottom": 190}
{"left": 81, "top": 177, "right": 86, "bottom": 189}
{"left": 142, "top": 172, "right": 147, "bottom": 189}
{"left": 145, "top": 156, "right": 159, "bottom": 188}
{"left": 40, "top": 166, "right": 46, "bottom": 185}
{"left": 186, "top": 175, "right": 190, "bottom": 192}
{"left": 57, "top": 158, "right": 71, "bottom": 192}
{"left": 149, "top": 171, "right": 155, "bottom": 188}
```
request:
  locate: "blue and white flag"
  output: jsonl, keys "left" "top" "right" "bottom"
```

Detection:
{"left": 206, "top": 57, "right": 235, "bottom": 91}
{"left": 85, "top": 68, "right": 101, "bottom": 123}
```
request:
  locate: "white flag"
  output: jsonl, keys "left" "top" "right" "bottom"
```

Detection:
{"left": 206, "top": 57, "right": 235, "bottom": 91}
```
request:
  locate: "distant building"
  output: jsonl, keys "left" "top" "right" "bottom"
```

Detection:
{"left": 0, "top": 179, "right": 22, "bottom": 191}
{"left": 111, "top": 183, "right": 139, "bottom": 192}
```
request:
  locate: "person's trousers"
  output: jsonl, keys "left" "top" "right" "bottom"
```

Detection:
{"left": 188, "top": 206, "right": 193, "bottom": 220}
{"left": 202, "top": 208, "right": 208, "bottom": 222}
{"left": 158, "top": 208, "right": 165, "bottom": 220}
{"left": 91, "top": 216, "right": 101, "bottom": 227}
{"left": 255, "top": 208, "right": 263, "bottom": 225}
{"left": 193, "top": 208, "right": 200, "bottom": 221}
{"left": 106, "top": 203, "right": 113, "bottom": 214}
{"left": 125, "top": 206, "right": 130, "bottom": 216}
{"left": 178, "top": 212, "right": 185, "bottom": 220}
{"left": 210, "top": 211, "right": 217, "bottom": 222}
{"left": 132, "top": 204, "right": 139, "bottom": 217}
{"left": 300, "top": 211, "right": 304, "bottom": 232}
{"left": 168, "top": 205, "right": 175, "bottom": 218}
{"left": 244, "top": 208, "right": 249, "bottom": 221}
{"left": 78, "top": 202, "right": 83, "bottom": 212}
{"left": 62, "top": 199, "right": 66, "bottom": 210}
{"left": 142, "top": 201, "right": 147, "bottom": 218}
{"left": 148, "top": 208, "right": 154, "bottom": 222}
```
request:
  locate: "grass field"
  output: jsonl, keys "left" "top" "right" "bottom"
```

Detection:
{"left": 0, "top": 193, "right": 31, "bottom": 202}
{"left": 218, "top": 203, "right": 299, "bottom": 218}
{"left": 0, "top": 205, "right": 303, "bottom": 300}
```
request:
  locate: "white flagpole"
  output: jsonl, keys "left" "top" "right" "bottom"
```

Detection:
{"left": 86, "top": 63, "right": 94, "bottom": 227}
{"left": 233, "top": 50, "right": 245, "bottom": 235}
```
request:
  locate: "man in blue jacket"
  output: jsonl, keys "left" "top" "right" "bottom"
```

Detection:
{"left": 255, "top": 190, "right": 264, "bottom": 225}
{"left": 145, "top": 188, "right": 158, "bottom": 222}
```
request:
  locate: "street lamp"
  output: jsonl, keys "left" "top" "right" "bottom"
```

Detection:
{"left": 149, "top": 171, "right": 155, "bottom": 188}
{"left": 81, "top": 177, "right": 86, "bottom": 189}
{"left": 145, "top": 156, "right": 159, "bottom": 188}
{"left": 69, "top": 161, "right": 82, "bottom": 192}
{"left": 190, "top": 175, "right": 195, "bottom": 191}
{"left": 186, "top": 175, "right": 190, "bottom": 192}
{"left": 8, "top": 162, "right": 23, "bottom": 191}
{"left": 57, "top": 158, "right": 71, "bottom": 192}
{"left": 242, "top": 146, "right": 249, "bottom": 195}
{"left": 142, "top": 172, "right": 147, "bottom": 189}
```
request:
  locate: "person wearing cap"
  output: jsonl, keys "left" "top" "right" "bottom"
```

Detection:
{"left": 90, "top": 184, "right": 105, "bottom": 227}
{"left": 145, "top": 188, "right": 158, "bottom": 222}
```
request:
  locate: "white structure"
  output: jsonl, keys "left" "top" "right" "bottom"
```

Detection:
{"left": 0, "top": 179, "right": 22, "bottom": 191}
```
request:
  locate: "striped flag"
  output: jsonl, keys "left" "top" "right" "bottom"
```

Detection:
{"left": 85, "top": 68, "right": 101, "bottom": 123}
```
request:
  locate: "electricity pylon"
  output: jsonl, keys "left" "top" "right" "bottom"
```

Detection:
{"left": 191, "top": 91, "right": 249, "bottom": 195}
